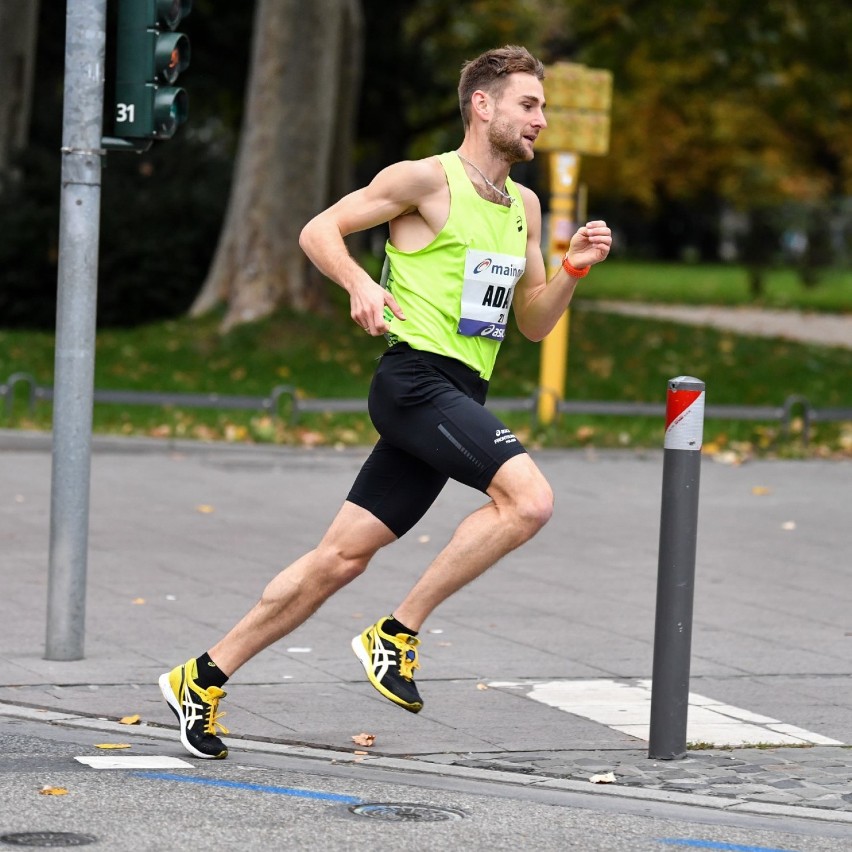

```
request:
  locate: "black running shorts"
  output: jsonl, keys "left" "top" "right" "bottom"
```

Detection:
{"left": 347, "top": 343, "right": 527, "bottom": 537}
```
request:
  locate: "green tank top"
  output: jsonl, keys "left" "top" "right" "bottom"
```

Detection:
{"left": 384, "top": 151, "right": 528, "bottom": 380}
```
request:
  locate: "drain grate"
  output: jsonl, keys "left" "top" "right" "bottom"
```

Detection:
{"left": 349, "top": 803, "right": 466, "bottom": 822}
{"left": 0, "top": 833, "right": 98, "bottom": 848}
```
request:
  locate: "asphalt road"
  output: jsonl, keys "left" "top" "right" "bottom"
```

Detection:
{"left": 3, "top": 717, "right": 851, "bottom": 851}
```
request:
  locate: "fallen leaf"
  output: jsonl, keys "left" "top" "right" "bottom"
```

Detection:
{"left": 224, "top": 423, "right": 248, "bottom": 442}
{"left": 196, "top": 504, "right": 215, "bottom": 514}
{"left": 589, "top": 771, "right": 617, "bottom": 784}
{"left": 95, "top": 743, "right": 131, "bottom": 750}
{"left": 131, "top": 598, "right": 146, "bottom": 605}
{"left": 297, "top": 429, "right": 325, "bottom": 447}
{"left": 751, "top": 486, "right": 771, "bottom": 496}
{"left": 119, "top": 715, "right": 141, "bottom": 725}
{"left": 353, "top": 750, "right": 368, "bottom": 756}
{"left": 351, "top": 732, "right": 376, "bottom": 747}
{"left": 39, "top": 786, "right": 69, "bottom": 796}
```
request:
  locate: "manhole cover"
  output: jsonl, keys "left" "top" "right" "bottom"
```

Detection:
{"left": 0, "top": 833, "right": 97, "bottom": 848}
{"left": 349, "top": 803, "right": 466, "bottom": 822}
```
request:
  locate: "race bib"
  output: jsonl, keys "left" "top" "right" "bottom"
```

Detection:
{"left": 457, "top": 249, "right": 526, "bottom": 341}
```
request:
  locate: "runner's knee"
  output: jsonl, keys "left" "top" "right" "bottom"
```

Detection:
{"left": 513, "top": 479, "right": 553, "bottom": 536}
{"left": 489, "top": 459, "right": 553, "bottom": 541}
{"left": 318, "top": 544, "right": 371, "bottom": 587}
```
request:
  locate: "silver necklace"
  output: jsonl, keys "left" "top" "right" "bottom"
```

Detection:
{"left": 457, "top": 153, "right": 513, "bottom": 203}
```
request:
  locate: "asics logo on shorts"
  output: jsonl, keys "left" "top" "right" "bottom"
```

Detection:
{"left": 494, "top": 428, "right": 517, "bottom": 445}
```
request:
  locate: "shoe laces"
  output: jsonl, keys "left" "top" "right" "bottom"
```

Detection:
{"left": 203, "top": 686, "right": 230, "bottom": 736}
{"left": 395, "top": 635, "right": 420, "bottom": 681}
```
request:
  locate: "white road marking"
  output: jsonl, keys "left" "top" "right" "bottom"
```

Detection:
{"left": 75, "top": 755, "right": 193, "bottom": 769}
{"left": 488, "top": 679, "right": 843, "bottom": 747}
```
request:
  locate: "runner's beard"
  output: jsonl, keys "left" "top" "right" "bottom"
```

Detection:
{"left": 487, "top": 117, "right": 533, "bottom": 164}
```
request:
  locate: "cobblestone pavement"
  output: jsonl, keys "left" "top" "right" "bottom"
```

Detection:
{"left": 434, "top": 747, "right": 852, "bottom": 817}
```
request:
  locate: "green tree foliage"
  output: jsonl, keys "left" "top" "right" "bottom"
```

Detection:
{"left": 551, "top": 0, "right": 852, "bottom": 284}
{"left": 566, "top": 0, "right": 852, "bottom": 209}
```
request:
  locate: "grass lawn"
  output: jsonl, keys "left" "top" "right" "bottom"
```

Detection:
{"left": 1, "top": 262, "right": 850, "bottom": 455}
{"left": 580, "top": 260, "right": 852, "bottom": 312}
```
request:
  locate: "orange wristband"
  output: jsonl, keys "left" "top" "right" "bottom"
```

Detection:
{"left": 562, "top": 255, "right": 590, "bottom": 278}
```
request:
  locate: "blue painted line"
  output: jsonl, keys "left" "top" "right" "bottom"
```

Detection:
{"left": 659, "top": 840, "right": 798, "bottom": 852}
{"left": 134, "top": 771, "right": 361, "bottom": 804}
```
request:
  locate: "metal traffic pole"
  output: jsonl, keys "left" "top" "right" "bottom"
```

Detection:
{"left": 45, "top": 0, "right": 108, "bottom": 660}
{"left": 648, "top": 376, "right": 706, "bottom": 759}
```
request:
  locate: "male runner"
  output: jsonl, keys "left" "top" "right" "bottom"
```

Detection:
{"left": 159, "top": 45, "right": 612, "bottom": 759}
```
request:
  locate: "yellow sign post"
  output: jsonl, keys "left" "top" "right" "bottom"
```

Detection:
{"left": 538, "top": 151, "right": 581, "bottom": 423}
{"left": 536, "top": 63, "right": 613, "bottom": 424}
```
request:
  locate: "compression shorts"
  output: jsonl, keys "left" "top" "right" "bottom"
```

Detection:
{"left": 346, "top": 343, "right": 527, "bottom": 537}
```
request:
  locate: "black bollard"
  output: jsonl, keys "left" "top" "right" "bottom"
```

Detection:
{"left": 649, "top": 376, "right": 705, "bottom": 760}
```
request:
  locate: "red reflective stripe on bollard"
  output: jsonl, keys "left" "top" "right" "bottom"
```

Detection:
{"left": 664, "top": 378, "right": 705, "bottom": 451}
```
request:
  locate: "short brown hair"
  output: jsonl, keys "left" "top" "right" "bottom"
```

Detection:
{"left": 458, "top": 45, "right": 545, "bottom": 129}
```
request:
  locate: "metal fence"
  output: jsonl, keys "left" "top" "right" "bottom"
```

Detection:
{"left": 3, "top": 371, "right": 850, "bottom": 445}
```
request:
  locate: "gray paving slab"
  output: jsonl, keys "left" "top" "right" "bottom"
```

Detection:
{"left": 1, "top": 430, "right": 852, "bottom": 820}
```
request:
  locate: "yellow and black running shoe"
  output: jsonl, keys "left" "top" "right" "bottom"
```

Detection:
{"left": 351, "top": 617, "right": 423, "bottom": 713}
{"left": 158, "top": 658, "right": 229, "bottom": 759}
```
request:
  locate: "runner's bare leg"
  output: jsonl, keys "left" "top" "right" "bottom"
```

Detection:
{"left": 208, "top": 502, "right": 397, "bottom": 676}
{"left": 393, "top": 454, "right": 552, "bottom": 631}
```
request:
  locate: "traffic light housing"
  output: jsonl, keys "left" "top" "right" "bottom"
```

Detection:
{"left": 110, "top": 0, "right": 191, "bottom": 143}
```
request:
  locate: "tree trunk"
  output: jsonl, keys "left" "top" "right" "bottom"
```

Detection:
{"left": 191, "top": 0, "right": 364, "bottom": 330}
{"left": 0, "top": 0, "right": 40, "bottom": 179}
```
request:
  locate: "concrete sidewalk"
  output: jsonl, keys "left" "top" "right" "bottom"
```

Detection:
{"left": 578, "top": 301, "right": 852, "bottom": 350}
{"left": 2, "top": 431, "right": 851, "bottom": 823}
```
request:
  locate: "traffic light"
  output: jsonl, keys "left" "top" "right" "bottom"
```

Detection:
{"left": 111, "top": 0, "right": 191, "bottom": 142}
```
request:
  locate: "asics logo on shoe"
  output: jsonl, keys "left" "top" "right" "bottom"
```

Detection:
{"left": 352, "top": 621, "right": 423, "bottom": 714}
{"left": 159, "top": 661, "right": 229, "bottom": 759}
{"left": 181, "top": 684, "right": 208, "bottom": 728}
{"left": 370, "top": 639, "right": 396, "bottom": 681}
